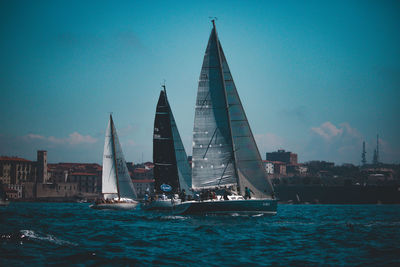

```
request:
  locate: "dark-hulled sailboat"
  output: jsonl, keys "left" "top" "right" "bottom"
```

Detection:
{"left": 173, "top": 21, "right": 277, "bottom": 215}
{"left": 143, "top": 85, "right": 192, "bottom": 210}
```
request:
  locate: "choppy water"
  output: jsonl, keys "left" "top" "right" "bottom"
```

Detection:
{"left": 1, "top": 203, "right": 400, "bottom": 266}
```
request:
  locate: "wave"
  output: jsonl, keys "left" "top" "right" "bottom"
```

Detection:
{"left": 20, "top": 230, "right": 78, "bottom": 246}
{"left": 160, "top": 215, "right": 188, "bottom": 221}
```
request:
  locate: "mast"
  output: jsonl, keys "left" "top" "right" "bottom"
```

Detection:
{"left": 110, "top": 114, "right": 120, "bottom": 200}
{"left": 212, "top": 20, "right": 240, "bottom": 191}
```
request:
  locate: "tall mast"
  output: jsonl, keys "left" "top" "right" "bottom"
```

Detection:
{"left": 110, "top": 114, "right": 120, "bottom": 200}
{"left": 162, "top": 83, "right": 168, "bottom": 106}
{"left": 212, "top": 20, "right": 240, "bottom": 191}
{"left": 162, "top": 81, "right": 167, "bottom": 94}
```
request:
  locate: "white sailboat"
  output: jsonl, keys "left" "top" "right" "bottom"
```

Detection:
{"left": 173, "top": 21, "right": 277, "bottom": 215}
{"left": 90, "top": 115, "right": 139, "bottom": 210}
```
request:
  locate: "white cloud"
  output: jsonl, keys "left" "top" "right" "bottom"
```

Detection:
{"left": 25, "top": 132, "right": 98, "bottom": 145}
{"left": 67, "top": 132, "right": 97, "bottom": 145}
{"left": 26, "top": 134, "right": 46, "bottom": 140}
{"left": 307, "top": 121, "right": 364, "bottom": 164}
{"left": 311, "top": 121, "right": 343, "bottom": 140}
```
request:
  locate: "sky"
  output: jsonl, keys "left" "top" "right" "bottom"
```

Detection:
{"left": 0, "top": 0, "right": 399, "bottom": 165}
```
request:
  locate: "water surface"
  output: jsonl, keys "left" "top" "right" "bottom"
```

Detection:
{"left": 1, "top": 203, "right": 399, "bottom": 265}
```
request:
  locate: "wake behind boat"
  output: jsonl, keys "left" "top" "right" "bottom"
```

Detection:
{"left": 90, "top": 115, "right": 139, "bottom": 210}
{"left": 173, "top": 20, "right": 277, "bottom": 215}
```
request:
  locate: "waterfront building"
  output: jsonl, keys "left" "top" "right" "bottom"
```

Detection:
{"left": 263, "top": 161, "right": 274, "bottom": 174}
{"left": 131, "top": 179, "right": 154, "bottom": 198}
{"left": 68, "top": 172, "right": 98, "bottom": 194}
{"left": 132, "top": 167, "right": 154, "bottom": 180}
{"left": 8, "top": 184, "right": 23, "bottom": 199}
{"left": 266, "top": 149, "right": 298, "bottom": 165}
{"left": 0, "top": 151, "right": 48, "bottom": 197}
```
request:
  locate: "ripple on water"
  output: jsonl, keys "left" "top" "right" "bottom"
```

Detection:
{"left": 1, "top": 203, "right": 399, "bottom": 266}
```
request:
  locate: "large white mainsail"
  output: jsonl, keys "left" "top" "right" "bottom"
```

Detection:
{"left": 102, "top": 115, "right": 137, "bottom": 200}
{"left": 191, "top": 21, "right": 274, "bottom": 198}
{"left": 192, "top": 25, "right": 237, "bottom": 190}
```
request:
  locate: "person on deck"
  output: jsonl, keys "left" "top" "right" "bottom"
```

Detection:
{"left": 179, "top": 189, "right": 186, "bottom": 202}
{"left": 244, "top": 187, "right": 254, "bottom": 200}
{"left": 223, "top": 189, "right": 230, "bottom": 200}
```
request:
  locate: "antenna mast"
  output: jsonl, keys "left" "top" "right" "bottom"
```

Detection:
{"left": 376, "top": 134, "right": 379, "bottom": 163}
{"left": 361, "top": 141, "right": 366, "bottom": 166}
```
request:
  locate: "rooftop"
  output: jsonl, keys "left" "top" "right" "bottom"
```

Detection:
{"left": 0, "top": 156, "right": 31, "bottom": 162}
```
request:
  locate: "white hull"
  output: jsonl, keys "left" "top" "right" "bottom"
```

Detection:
{"left": 0, "top": 200, "right": 10, "bottom": 206}
{"left": 89, "top": 201, "right": 139, "bottom": 210}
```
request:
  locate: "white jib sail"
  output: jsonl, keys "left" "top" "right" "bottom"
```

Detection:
{"left": 102, "top": 115, "right": 137, "bottom": 200}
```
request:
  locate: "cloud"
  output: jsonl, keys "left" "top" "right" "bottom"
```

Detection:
{"left": 311, "top": 121, "right": 343, "bottom": 140}
{"left": 67, "top": 132, "right": 97, "bottom": 145}
{"left": 25, "top": 132, "right": 97, "bottom": 145}
{"left": 0, "top": 133, "right": 102, "bottom": 163}
{"left": 307, "top": 121, "right": 364, "bottom": 164}
{"left": 26, "top": 134, "right": 46, "bottom": 140}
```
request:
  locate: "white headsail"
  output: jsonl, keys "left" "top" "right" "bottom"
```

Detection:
{"left": 102, "top": 115, "right": 137, "bottom": 200}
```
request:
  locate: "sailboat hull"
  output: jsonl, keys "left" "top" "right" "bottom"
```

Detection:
{"left": 0, "top": 200, "right": 10, "bottom": 206}
{"left": 142, "top": 199, "right": 182, "bottom": 211}
{"left": 89, "top": 201, "right": 139, "bottom": 210}
{"left": 172, "top": 199, "right": 277, "bottom": 215}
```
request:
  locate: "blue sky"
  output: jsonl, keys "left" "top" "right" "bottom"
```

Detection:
{"left": 1, "top": 0, "right": 399, "bottom": 165}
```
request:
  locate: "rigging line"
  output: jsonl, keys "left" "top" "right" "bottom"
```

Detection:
{"left": 198, "top": 90, "right": 211, "bottom": 110}
{"left": 217, "top": 157, "right": 232, "bottom": 187}
{"left": 203, "top": 127, "right": 218, "bottom": 158}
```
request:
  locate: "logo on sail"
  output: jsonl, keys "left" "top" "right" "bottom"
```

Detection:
{"left": 160, "top": 184, "right": 172, "bottom": 192}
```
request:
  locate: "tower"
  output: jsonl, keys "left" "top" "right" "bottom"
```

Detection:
{"left": 372, "top": 135, "right": 379, "bottom": 165}
{"left": 36, "top": 150, "right": 48, "bottom": 183}
{"left": 361, "top": 141, "right": 366, "bottom": 166}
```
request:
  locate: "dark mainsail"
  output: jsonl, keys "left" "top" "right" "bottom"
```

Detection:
{"left": 192, "top": 21, "right": 274, "bottom": 198}
{"left": 153, "top": 87, "right": 191, "bottom": 194}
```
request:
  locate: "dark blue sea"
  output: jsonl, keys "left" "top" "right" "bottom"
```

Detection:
{"left": 1, "top": 203, "right": 399, "bottom": 266}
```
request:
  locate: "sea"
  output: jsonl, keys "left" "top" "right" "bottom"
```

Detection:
{"left": 1, "top": 203, "right": 400, "bottom": 266}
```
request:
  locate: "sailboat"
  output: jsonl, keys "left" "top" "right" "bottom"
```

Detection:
{"left": 90, "top": 114, "right": 139, "bottom": 210}
{"left": 143, "top": 85, "right": 192, "bottom": 211}
{"left": 173, "top": 21, "right": 277, "bottom": 215}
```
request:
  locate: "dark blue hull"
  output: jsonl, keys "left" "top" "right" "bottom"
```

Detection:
{"left": 172, "top": 199, "right": 277, "bottom": 215}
